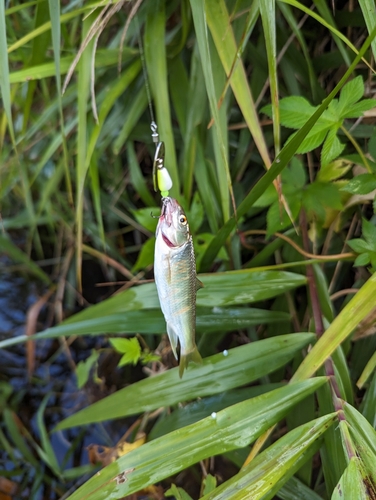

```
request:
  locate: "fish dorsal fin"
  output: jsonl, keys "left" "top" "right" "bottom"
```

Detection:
{"left": 196, "top": 277, "right": 204, "bottom": 291}
{"left": 166, "top": 323, "right": 179, "bottom": 360}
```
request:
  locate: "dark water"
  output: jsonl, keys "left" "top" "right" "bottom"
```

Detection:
{"left": 0, "top": 266, "right": 129, "bottom": 499}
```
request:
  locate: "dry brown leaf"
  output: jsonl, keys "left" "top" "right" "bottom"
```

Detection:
{"left": 0, "top": 476, "right": 18, "bottom": 498}
{"left": 87, "top": 431, "right": 146, "bottom": 466}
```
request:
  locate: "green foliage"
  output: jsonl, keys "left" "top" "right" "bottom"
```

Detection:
{"left": 348, "top": 219, "right": 376, "bottom": 270}
{"left": 76, "top": 349, "right": 100, "bottom": 388}
{"left": 109, "top": 336, "right": 159, "bottom": 367}
{"left": 262, "top": 76, "right": 375, "bottom": 163}
{"left": 1, "top": 0, "right": 376, "bottom": 498}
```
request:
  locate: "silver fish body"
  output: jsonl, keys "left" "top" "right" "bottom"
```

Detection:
{"left": 154, "top": 197, "right": 202, "bottom": 377}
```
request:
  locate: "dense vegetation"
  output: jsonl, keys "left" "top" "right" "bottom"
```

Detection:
{"left": 0, "top": 0, "right": 376, "bottom": 498}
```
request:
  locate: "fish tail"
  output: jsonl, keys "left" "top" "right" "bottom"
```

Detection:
{"left": 179, "top": 346, "right": 203, "bottom": 378}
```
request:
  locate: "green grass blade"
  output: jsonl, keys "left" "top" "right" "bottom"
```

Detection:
{"left": 292, "top": 272, "right": 376, "bottom": 382}
{"left": 127, "top": 141, "right": 156, "bottom": 206}
{"left": 56, "top": 334, "right": 316, "bottom": 430}
{"left": 281, "top": 0, "right": 370, "bottom": 69}
{"left": 144, "top": 0, "right": 179, "bottom": 197}
{"left": 0, "top": 235, "right": 51, "bottom": 284}
{"left": 112, "top": 86, "right": 148, "bottom": 155}
{"left": 0, "top": 0, "right": 16, "bottom": 147}
{"left": 260, "top": 0, "right": 280, "bottom": 155}
{"left": 75, "top": 15, "right": 95, "bottom": 289}
{"left": 203, "top": 413, "right": 336, "bottom": 500}
{"left": 205, "top": 0, "right": 271, "bottom": 168}
{"left": 85, "top": 59, "right": 141, "bottom": 168}
{"left": 332, "top": 458, "right": 371, "bottom": 500}
{"left": 21, "top": 1, "right": 50, "bottom": 135}
{"left": 190, "top": 0, "right": 233, "bottom": 222}
{"left": 359, "top": 0, "right": 376, "bottom": 61}
{"left": 48, "top": 0, "right": 73, "bottom": 204}
{"left": 9, "top": 49, "right": 137, "bottom": 83}
{"left": 357, "top": 348, "right": 376, "bottom": 389}
{"left": 62, "top": 379, "right": 328, "bottom": 500}
{"left": 198, "top": 26, "right": 376, "bottom": 271}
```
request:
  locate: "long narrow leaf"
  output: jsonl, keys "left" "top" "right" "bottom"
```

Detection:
{"left": 63, "top": 379, "right": 328, "bottom": 500}
{"left": 56, "top": 333, "right": 316, "bottom": 430}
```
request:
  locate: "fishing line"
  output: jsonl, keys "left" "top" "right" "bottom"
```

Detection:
{"left": 135, "top": 11, "right": 172, "bottom": 197}
{"left": 135, "top": 13, "right": 155, "bottom": 128}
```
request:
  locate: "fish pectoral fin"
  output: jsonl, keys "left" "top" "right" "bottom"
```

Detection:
{"left": 196, "top": 277, "right": 204, "bottom": 291}
{"left": 166, "top": 323, "right": 179, "bottom": 360}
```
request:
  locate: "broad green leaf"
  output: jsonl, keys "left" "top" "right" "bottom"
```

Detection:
{"left": 321, "top": 129, "right": 345, "bottom": 167}
{"left": 317, "top": 159, "right": 353, "bottom": 182}
{"left": 362, "top": 217, "right": 376, "bottom": 248}
{"left": 76, "top": 350, "right": 99, "bottom": 389}
{"left": 341, "top": 174, "right": 376, "bottom": 194}
{"left": 267, "top": 195, "right": 301, "bottom": 235}
{"left": 303, "top": 182, "right": 342, "bottom": 221}
{"left": 354, "top": 253, "right": 371, "bottom": 267}
{"left": 338, "top": 75, "right": 364, "bottom": 110}
{"left": 131, "top": 207, "right": 159, "bottom": 233}
{"left": 292, "top": 272, "right": 376, "bottom": 382}
{"left": 109, "top": 337, "right": 141, "bottom": 366}
{"left": 0, "top": 307, "right": 290, "bottom": 350}
{"left": 342, "top": 99, "right": 376, "bottom": 118}
{"left": 262, "top": 96, "right": 321, "bottom": 129}
{"left": 150, "top": 385, "right": 280, "bottom": 440}
{"left": 132, "top": 237, "right": 155, "bottom": 272}
{"left": 63, "top": 378, "right": 328, "bottom": 500}
{"left": 197, "top": 270, "right": 307, "bottom": 306}
{"left": 201, "top": 413, "right": 336, "bottom": 500}
{"left": 294, "top": 125, "right": 331, "bottom": 154}
{"left": 56, "top": 333, "right": 315, "bottom": 429}
{"left": 202, "top": 475, "right": 217, "bottom": 496}
{"left": 347, "top": 238, "right": 372, "bottom": 253}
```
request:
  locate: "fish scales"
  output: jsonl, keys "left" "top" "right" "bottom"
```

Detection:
{"left": 154, "top": 197, "right": 203, "bottom": 377}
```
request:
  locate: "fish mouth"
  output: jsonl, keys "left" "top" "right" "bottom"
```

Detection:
{"left": 161, "top": 197, "right": 175, "bottom": 227}
{"left": 161, "top": 231, "right": 175, "bottom": 248}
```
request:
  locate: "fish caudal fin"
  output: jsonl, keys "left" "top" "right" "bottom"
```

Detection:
{"left": 179, "top": 346, "right": 203, "bottom": 378}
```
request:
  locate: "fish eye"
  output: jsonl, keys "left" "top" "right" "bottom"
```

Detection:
{"left": 179, "top": 215, "right": 187, "bottom": 225}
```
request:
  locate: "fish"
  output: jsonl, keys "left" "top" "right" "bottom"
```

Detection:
{"left": 154, "top": 197, "right": 203, "bottom": 377}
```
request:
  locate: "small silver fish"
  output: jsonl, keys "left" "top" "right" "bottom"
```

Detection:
{"left": 154, "top": 197, "right": 203, "bottom": 377}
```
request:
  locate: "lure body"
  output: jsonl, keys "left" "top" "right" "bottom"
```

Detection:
{"left": 154, "top": 197, "right": 202, "bottom": 377}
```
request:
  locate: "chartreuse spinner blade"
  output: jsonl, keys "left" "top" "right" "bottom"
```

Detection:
{"left": 151, "top": 121, "right": 172, "bottom": 197}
